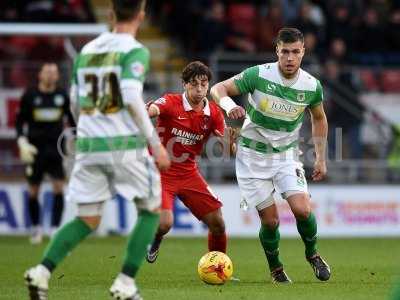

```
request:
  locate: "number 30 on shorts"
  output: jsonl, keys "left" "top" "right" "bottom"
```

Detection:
{"left": 81, "top": 71, "right": 123, "bottom": 114}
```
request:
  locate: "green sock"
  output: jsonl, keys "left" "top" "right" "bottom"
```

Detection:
{"left": 259, "top": 224, "right": 283, "bottom": 271}
{"left": 296, "top": 212, "right": 318, "bottom": 258}
{"left": 41, "top": 217, "right": 92, "bottom": 271}
{"left": 121, "top": 210, "right": 160, "bottom": 277}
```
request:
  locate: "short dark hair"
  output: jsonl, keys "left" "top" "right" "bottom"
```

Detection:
{"left": 181, "top": 61, "right": 212, "bottom": 83}
{"left": 276, "top": 27, "right": 304, "bottom": 45}
{"left": 112, "top": 0, "right": 146, "bottom": 22}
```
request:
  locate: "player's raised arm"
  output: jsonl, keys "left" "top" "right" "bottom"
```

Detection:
{"left": 309, "top": 103, "right": 328, "bottom": 181}
{"left": 120, "top": 46, "right": 169, "bottom": 170}
{"left": 124, "top": 91, "right": 170, "bottom": 171}
{"left": 210, "top": 77, "right": 245, "bottom": 119}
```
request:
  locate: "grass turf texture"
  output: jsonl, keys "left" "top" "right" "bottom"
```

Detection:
{"left": 1, "top": 237, "right": 398, "bottom": 300}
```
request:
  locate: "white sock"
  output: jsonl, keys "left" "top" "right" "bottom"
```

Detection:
{"left": 37, "top": 264, "right": 51, "bottom": 279}
{"left": 117, "top": 273, "right": 135, "bottom": 285}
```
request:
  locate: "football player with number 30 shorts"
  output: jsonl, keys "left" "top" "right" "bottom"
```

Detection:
{"left": 24, "top": 1, "right": 170, "bottom": 300}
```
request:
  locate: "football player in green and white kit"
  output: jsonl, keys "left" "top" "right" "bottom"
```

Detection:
{"left": 24, "top": 1, "right": 170, "bottom": 299}
{"left": 211, "top": 27, "right": 330, "bottom": 283}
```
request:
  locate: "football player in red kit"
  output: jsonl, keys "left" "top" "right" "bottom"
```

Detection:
{"left": 146, "top": 61, "right": 234, "bottom": 263}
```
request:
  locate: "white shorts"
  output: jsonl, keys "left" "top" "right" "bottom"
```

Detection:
{"left": 67, "top": 149, "right": 161, "bottom": 211}
{"left": 235, "top": 145, "right": 308, "bottom": 210}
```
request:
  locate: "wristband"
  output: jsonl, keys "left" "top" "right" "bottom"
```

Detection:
{"left": 219, "top": 96, "right": 238, "bottom": 114}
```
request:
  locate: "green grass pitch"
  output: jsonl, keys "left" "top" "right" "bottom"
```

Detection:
{"left": 1, "top": 236, "right": 398, "bottom": 300}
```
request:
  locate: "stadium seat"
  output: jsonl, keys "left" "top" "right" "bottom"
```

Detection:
{"left": 7, "top": 98, "right": 20, "bottom": 128}
{"left": 359, "top": 69, "right": 380, "bottom": 91}
{"left": 381, "top": 70, "right": 400, "bottom": 93}
{"left": 227, "top": 4, "right": 257, "bottom": 40}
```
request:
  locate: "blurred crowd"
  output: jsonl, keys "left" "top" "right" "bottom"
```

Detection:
{"left": 0, "top": 1, "right": 95, "bottom": 87}
{"left": 150, "top": 0, "right": 400, "bottom": 65}
{"left": 0, "top": 1, "right": 95, "bottom": 23}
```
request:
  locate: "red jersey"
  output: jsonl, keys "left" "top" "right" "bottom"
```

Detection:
{"left": 153, "top": 93, "right": 225, "bottom": 176}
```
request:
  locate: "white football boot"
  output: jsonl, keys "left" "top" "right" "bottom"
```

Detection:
{"left": 24, "top": 264, "right": 51, "bottom": 300}
{"left": 110, "top": 273, "right": 143, "bottom": 300}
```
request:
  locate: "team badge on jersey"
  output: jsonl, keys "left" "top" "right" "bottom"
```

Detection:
{"left": 297, "top": 92, "right": 305, "bottom": 102}
{"left": 201, "top": 116, "right": 210, "bottom": 130}
{"left": 54, "top": 95, "right": 64, "bottom": 106}
{"left": 130, "top": 62, "right": 145, "bottom": 77}
{"left": 34, "top": 97, "right": 42, "bottom": 106}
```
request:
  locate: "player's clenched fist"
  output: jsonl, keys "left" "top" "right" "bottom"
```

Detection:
{"left": 228, "top": 106, "right": 245, "bottom": 119}
{"left": 312, "top": 160, "right": 327, "bottom": 181}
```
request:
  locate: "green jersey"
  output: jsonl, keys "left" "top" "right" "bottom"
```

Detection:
{"left": 70, "top": 32, "right": 150, "bottom": 153}
{"left": 234, "top": 62, "right": 323, "bottom": 154}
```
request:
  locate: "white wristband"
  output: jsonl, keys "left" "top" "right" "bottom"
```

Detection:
{"left": 219, "top": 96, "right": 238, "bottom": 114}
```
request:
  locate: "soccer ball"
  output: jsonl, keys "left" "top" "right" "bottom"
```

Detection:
{"left": 197, "top": 251, "right": 233, "bottom": 285}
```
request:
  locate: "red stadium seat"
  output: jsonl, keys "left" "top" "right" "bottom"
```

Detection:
{"left": 227, "top": 4, "right": 257, "bottom": 40}
{"left": 359, "top": 69, "right": 380, "bottom": 91}
{"left": 381, "top": 70, "right": 400, "bottom": 93}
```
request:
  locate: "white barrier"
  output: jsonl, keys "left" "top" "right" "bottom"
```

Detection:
{"left": 1, "top": 183, "right": 399, "bottom": 237}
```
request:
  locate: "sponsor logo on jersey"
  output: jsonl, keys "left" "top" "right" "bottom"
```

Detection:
{"left": 201, "top": 116, "right": 210, "bottom": 130}
{"left": 171, "top": 127, "right": 204, "bottom": 145}
{"left": 266, "top": 83, "right": 276, "bottom": 92}
{"left": 130, "top": 61, "right": 145, "bottom": 77}
{"left": 54, "top": 95, "right": 64, "bottom": 106}
{"left": 33, "top": 108, "right": 62, "bottom": 122}
{"left": 271, "top": 102, "right": 299, "bottom": 114}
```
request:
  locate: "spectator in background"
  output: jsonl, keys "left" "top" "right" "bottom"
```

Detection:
{"left": 323, "top": 60, "right": 364, "bottom": 160}
{"left": 291, "top": 1, "right": 320, "bottom": 37}
{"left": 356, "top": 7, "right": 387, "bottom": 53}
{"left": 291, "top": 1, "right": 324, "bottom": 65}
{"left": 258, "top": 3, "right": 284, "bottom": 51}
{"left": 280, "top": 0, "right": 302, "bottom": 24}
{"left": 196, "top": 1, "right": 227, "bottom": 59}
{"left": 302, "top": 32, "right": 321, "bottom": 67}
{"left": 166, "top": 0, "right": 212, "bottom": 54}
{"left": 327, "top": 38, "right": 350, "bottom": 64}
{"left": 15, "top": 62, "right": 75, "bottom": 244}
{"left": 386, "top": 9, "right": 400, "bottom": 52}
{"left": 325, "top": 4, "right": 355, "bottom": 52}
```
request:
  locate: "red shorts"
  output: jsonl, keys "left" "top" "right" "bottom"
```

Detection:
{"left": 161, "top": 170, "right": 222, "bottom": 220}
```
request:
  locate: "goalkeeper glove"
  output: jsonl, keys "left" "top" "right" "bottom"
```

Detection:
{"left": 17, "top": 136, "right": 38, "bottom": 163}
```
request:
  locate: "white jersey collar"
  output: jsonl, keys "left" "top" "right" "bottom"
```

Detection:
{"left": 182, "top": 93, "right": 210, "bottom": 116}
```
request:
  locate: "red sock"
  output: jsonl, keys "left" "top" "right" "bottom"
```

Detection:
{"left": 208, "top": 232, "right": 227, "bottom": 253}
